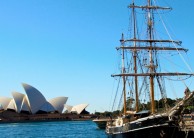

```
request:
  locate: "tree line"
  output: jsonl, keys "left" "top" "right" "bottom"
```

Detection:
{"left": 94, "top": 97, "right": 194, "bottom": 117}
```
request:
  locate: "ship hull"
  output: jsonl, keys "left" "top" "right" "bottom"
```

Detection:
{"left": 107, "top": 124, "right": 194, "bottom": 138}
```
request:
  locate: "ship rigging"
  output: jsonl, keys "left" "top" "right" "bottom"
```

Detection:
{"left": 106, "top": 0, "right": 194, "bottom": 138}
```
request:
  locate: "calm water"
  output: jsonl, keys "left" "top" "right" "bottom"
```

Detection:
{"left": 0, "top": 121, "right": 106, "bottom": 138}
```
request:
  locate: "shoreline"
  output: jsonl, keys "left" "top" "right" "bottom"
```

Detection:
{"left": 0, "top": 110, "right": 96, "bottom": 124}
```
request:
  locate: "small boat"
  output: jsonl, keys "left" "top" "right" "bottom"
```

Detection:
{"left": 93, "top": 118, "right": 111, "bottom": 129}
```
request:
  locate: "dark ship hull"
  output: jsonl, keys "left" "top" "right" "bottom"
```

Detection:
{"left": 107, "top": 124, "right": 194, "bottom": 138}
{"left": 106, "top": 115, "right": 194, "bottom": 138}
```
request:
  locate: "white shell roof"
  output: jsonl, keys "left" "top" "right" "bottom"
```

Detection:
{"left": 39, "top": 102, "right": 55, "bottom": 112}
{"left": 64, "top": 104, "right": 73, "bottom": 112}
{"left": 6, "top": 99, "right": 16, "bottom": 110}
{"left": 22, "top": 83, "right": 47, "bottom": 114}
{"left": 0, "top": 83, "right": 87, "bottom": 115}
{"left": 49, "top": 97, "right": 68, "bottom": 113}
{"left": 71, "top": 104, "right": 89, "bottom": 114}
{"left": 12, "top": 92, "right": 25, "bottom": 113}
{"left": 0, "top": 97, "right": 12, "bottom": 109}
{"left": 21, "top": 95, "right": 30, "bottom": 112}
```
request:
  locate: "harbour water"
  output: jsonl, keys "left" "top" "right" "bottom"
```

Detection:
{"left": 0, "top": 121, "right": 106, "bottom": 138}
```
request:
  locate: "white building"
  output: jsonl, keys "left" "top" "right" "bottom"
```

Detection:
{"left": 0, "top": 83, "right": 88, "bottom": 115}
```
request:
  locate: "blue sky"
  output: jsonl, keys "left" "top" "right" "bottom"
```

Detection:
{"left": 0, "top": 0, "right": 193, "bottom": 113}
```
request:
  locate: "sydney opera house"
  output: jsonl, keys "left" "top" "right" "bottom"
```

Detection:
{"left": 0, "top": 83, "right": 91, "bottom": 123}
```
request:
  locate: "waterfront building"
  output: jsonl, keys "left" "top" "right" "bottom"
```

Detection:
{"left": 0, "top": 83, "right": 88, "bottom": 115}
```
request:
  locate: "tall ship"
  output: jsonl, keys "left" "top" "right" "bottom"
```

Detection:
{"left": 106, "top": 0, "right": 194, "bottom": 137}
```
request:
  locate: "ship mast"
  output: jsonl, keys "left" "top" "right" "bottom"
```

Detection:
{"left": 147, "top": 0, "right": 155, "bottom": 114}
{"left": 112, "top": 0, "right": 194, "bottom": 115}
{"left": 132, "top": 1, "right": 139, "bottom": 113}
{"left": 120, "top": 34, "right": 127, "bottom": 115}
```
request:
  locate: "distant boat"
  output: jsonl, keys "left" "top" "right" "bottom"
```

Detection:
{"left": 106, "top": 0, "right": 194, "bottom": 137}
{"left": 93, "top": 118, "right": 110, "bottom": 129}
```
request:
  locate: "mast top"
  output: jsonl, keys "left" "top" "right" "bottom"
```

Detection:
{"left": 129, "top": 4, "right": 172, "bottom": 10}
